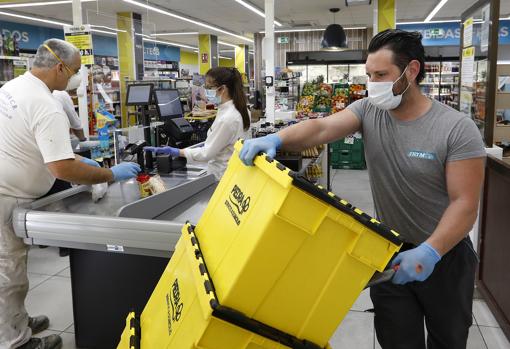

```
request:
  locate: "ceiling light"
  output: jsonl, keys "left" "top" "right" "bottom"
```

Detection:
{"left": 220, "top": 49, "right": 236, "bottom": 53}
{"left": 135, "top": 33, "right": 155, "bottom": 38}
{"left": 249, "top": 51, "right": 254, "bottom": 55}
{"left": 425, "top": 0, "right": 449, "bottom": 22}
{"left": 234, "top": 0, "right": 282, "bottom": 27}
{"left": 90, "top": 25, "right": 126, "bottom": 33}
{"left": 260, "top": 27, "right": 367, "bottom": 33}
{"left": 143, "top": 37, "right": 197, "bottom": 50}
{"left": 90, "top": 29, "right": 118, "bottom": 36}
{"left": 0, "top": 10, "right": 67, "bottom": 26}
{"left": 321, "top": 8, "right": 348, "bottom": 51}
{"left": 219, "top": 55, "right": 233, "bottom": 60}
{"left": 218, "top": 41, "right": 239, "bottom": 48}
{"left": 0, "top": 0, "right": 94, "bottom": 8}
{"left": 122, "top": 0, "right": 253, "bottom": 43}
{"left": 345, "top": 0, "right": 372, "bottom": 6}
{"left": 153, "top": 32, "right": 199, "bottom": 36}
{"left": 0, "top": 11, "right": 122, "bottom": 37}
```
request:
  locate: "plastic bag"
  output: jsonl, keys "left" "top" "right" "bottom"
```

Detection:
{"left": 148, "top": 175, "right": 167, "bottom": 195}
{"left": 91, "top": 182, "right": 108, "bottom": 202}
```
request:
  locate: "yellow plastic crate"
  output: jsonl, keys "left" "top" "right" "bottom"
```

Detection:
{"left": 193, "top": 140, "right": 402, "bottom": 347}
{"left": 118, "top": 223, "right": 328, "bottom": 349}
{"left": 117, "top": 312, "right": 139, "bottom": 349}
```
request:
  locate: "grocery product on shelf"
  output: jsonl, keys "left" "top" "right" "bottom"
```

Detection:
{"left": 313, "top": 83, "right": 332, "bottom": 112}
{"left": 301, "top": 81, "right": 317, "bottom": 96}
{"left": 349, "top": 84, "right": 367, "bottom": 102}
{"left": 331, "top": 84, "right": 350, "bottom": 113}
{"left": 297, "top": 95, "right": 314, "bottom": 114}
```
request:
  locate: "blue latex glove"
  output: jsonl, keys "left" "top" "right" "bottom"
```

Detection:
{"left": 239, "top": 134, "right": 282, "bottom": 166}
{"left": 110, "top": 162, "right": 141, "bottom": 182}
{"left": 143, "top": 146, "right": 180, "bottom": 157}
{"left": 80, "top": 157, "right": 100, "bottom": 168}
{"left": 391, "top": 242, "right": 441, "bottom": 285}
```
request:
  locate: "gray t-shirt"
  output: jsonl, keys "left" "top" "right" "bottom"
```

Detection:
{"left": 347, "top": 98, "right": 486, "bottom": 245}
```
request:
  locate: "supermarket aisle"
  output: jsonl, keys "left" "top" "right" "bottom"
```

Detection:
{"left": 22, "top": 169, "right": 510, "bottom": 349}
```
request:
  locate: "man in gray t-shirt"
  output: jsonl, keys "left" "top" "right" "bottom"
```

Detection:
{"left": 348, "top": 97, "right": 485, "bottom": 246}
{"left": 240, "top": 29, "right": 485, "bottom": 349}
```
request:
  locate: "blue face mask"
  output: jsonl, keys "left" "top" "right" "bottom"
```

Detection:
{"left": 205, "top": 87, "right": 221, "bottom": 104}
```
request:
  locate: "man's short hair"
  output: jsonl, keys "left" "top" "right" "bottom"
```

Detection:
{"left": 33, "top": 38, "right": 79, "bottom": 69}
{"left": 368, "top": 29, "right": 426, "bottom": 84}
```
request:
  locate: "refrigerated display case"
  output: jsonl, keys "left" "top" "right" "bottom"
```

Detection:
{"left": 275, "top": 75, "right": 300, "bottom": 111}
{"left": 421, "top": 60, "right": 460, "bottom": 109}
{"left": 0, "top": 56, "right": 29, "bottom": 86}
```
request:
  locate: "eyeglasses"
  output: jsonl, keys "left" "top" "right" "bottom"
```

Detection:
{"left": 43, "top": 44, "right": 79, "bottom": 76}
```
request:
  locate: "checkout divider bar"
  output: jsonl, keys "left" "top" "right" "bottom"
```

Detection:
{"left": 12, "top": 210, "right": 183, "bottom": 256}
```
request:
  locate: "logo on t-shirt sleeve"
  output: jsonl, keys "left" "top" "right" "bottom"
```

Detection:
{"left": 408, "top": 150, "right": 437, "bottom": 160}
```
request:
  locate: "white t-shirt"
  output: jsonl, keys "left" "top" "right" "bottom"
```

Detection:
{"left": 0, "top": 72, "right": 75, "bottom": 198}
{"left": 52, "top": 90, "right": 82, "bottom": 130}
{"left": 183, "top": 100, "right": 249, "bottom": 180}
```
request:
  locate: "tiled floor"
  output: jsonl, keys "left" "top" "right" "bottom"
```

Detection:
{"left": 22, "top": 169, "right": 510, "bottom": 348}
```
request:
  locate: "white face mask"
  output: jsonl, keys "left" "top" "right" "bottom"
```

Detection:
{"left": 205, "top": 87, "right": 221, "bottom": 105}
{"left": 367, "top": 66, "right": 411, "bottom": 110}
{"left": 65, "top": 72, "right": 82, "bottom": 91}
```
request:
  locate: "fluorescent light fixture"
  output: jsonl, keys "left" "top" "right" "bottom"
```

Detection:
{"left": 218, "top": 41, "right": 239, "bottom": 48}
{"left": 143, "top": 37, "right": 197, "bottom": 50}
{"left": 0, "top": 10, "right": 67, "bottom": 26}
{"left": 0, "top": 0, "right": 94, "bottom": 8}
{"left": 153, "top": 32, "right": 199, "bottom": 36}
{"left": 90, "top": 25, "right": 126, "bottom": 33}
{"left": 234, "top": 0, "right": 282, "bottom": 27}
{"left": 135, "top": 33, "right": 156, "bottom": 39}
{"left": 345, "top": 0, "right": 372, "bottom": 6}
{"left": 220, "top": 49, "right": 236, "bottom": 53}
{"left": 90, "top": 29, "right": 118, "bottom": 36}
{"left": 260, "top": 27, "right": 366, "bottom": 33}
{"left": 219, "top": 55, "right": 233, "bottom": 60}
{"left": 424, "top": 0, "right": 449, "bottom": 22}
{"left": 122, "top": 0, "right": 253, "bottom": 43}
{"left": 0, "top": 10, "right": 125, "bottom": 38}
{"left": 249, "top": 51, "right": 254, "bottom": 55}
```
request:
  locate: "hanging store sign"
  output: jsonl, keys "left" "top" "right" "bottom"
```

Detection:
{"left": 463, "top": 17, "right": 474, "bottom": 48}
{"left": 64, "top": 24, "right": 94, "bottom": 65}
{"left": 397, "top": 20, "right": 510, "bottom": 46}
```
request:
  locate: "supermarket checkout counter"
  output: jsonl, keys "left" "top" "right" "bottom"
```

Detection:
{"left": 13, "top": 168, "right": 216, "bottom": 349}
{"left": 477, "top": 155, "right": 510, "bottom": 341}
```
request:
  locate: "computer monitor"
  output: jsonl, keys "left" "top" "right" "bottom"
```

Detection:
{"left": 126, "top": 84, "right": 153, "bottom": 106}
{"left": 154, "top": 89, "right": 184, "bottom": 120}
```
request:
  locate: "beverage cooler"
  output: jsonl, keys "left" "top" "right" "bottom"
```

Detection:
{"left": 421, "top": 60, "right": 460, "bottom": 109}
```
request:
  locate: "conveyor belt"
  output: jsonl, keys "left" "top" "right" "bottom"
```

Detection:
{"left": 13, "top": 171, "right": 216, "bottom": 257}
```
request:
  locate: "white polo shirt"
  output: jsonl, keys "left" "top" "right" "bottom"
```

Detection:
{"left": 0, "top": 72, "right": 75, "bottom": 199}
{"left": 52, "top": 90, "right": 82, "bottom": 130}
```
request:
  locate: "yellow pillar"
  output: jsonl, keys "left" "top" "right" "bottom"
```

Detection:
{"left": 235, "top": 44, "right": 245, "bottom": 74}
{"left": 377, "top": 0, "right": 396, "bottom": 32}
{"left": 117, "top": 12, "right": 136, "bottom": 127}
{"left": 198, "top": 34, "right": 219, "bottom": 75}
